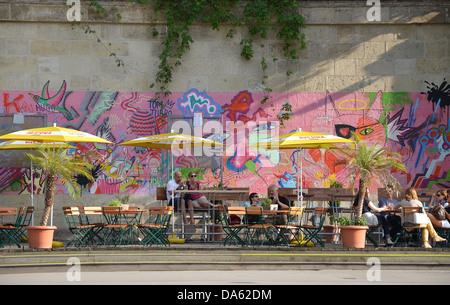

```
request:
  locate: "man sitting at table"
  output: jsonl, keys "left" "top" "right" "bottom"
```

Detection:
{"left": 166, "top": 170, "right": 195, "bottom": 226}
{"left": 268, "top": 184, "right": 290, "bottom": 209}
{"left": 267, "top": 184, "right": 290, "bottom": 225}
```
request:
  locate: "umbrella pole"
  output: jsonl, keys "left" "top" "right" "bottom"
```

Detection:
{"left": 170, "top": 144, "right": 176, "bottom": 239}
{"left": 300, "top": 147, "right": 303, "bottom": 208}
{"left": 30, "top": 160, "right": 34, "bottom": 226}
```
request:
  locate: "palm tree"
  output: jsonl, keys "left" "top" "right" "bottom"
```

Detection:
{"left": 339, "top": 134, "right": 407, "bottom": 221}
{"left": 26, "top": 145, "right": 94, "bottom": 226}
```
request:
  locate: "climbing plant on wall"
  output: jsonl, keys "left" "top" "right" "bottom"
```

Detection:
{"left": 84, "top": 0, "right": 306, "bottom": 121}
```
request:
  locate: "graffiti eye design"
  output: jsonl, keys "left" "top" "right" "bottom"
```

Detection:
{"left": 335, "top": 124, "right": 355, "bottom": 139}
{"left": 360, "top": 128, "right": 374, "bottom": 136}
{"left": 253, "top": 122, "right": 278, "bottom": 132}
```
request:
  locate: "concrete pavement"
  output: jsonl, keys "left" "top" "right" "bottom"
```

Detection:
{"left": 1, "top": 241, "right": 450, "bottom": 274}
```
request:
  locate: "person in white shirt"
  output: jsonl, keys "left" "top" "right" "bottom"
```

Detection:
{"left": 166, "top": 170, "right": 195, "bottom": 226}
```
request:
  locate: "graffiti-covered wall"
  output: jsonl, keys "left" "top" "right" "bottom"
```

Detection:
{"left": 1, "top": 79, "right": 448, "bottom": 196}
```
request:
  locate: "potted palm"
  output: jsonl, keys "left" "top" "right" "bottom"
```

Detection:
{"left": 26, "top": 145, "right": 94, "bottom": 248}
{"left": 338, "top": 134, "right": 407, "bottom": 248}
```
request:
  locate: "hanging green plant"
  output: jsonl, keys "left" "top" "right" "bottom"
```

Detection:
{"left": 83, "top": 0, "right": 306, "bottom": 119}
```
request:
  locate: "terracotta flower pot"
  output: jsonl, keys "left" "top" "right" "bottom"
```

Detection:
{"left": 26, "top": 226, "right": 57, "bottom": 249}
{"left": 208, "top": 225, "right": 224, "bottom": 242}
{"left": 323, "top": 225, "right": 340, "bottom": 243}
{"left": 340, "top": 225, "right": 368, "bottom": 248}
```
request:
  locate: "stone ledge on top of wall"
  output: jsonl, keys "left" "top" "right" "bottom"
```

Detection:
{"left": 0, "top": 0, "right": 448, "bottom": 25}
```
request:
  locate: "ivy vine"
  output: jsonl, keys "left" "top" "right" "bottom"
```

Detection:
{"left": 84, "top": 0, "right": 306, "bottom": 124}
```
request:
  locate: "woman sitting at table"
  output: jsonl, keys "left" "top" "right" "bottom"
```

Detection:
{"left": 353, "top": 188, "right": 393, "bottom": 245}
{"left": 185, "top": 171, "right": 221, "bottom": 209}
{"left": 243, "top": 193, "right": 262, "bottom": 224}
{"left": 393, "top": 187, "right": 446, "bottom": 248}
{"left": 427, "top": 190, "right": 450, "bottom": 229}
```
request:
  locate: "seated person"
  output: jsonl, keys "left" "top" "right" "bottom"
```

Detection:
{"left": 267, "top": 184, "right": 290, "bottom": 225}
{"left": 378, "top": 185, "right": 401, "bottom": 240}
{"left": 354, "top": 188, "right": 393, "bottom": 245}
{"left": 185, "top": 171, "right": 221, "bottom": 209}
{"left": 429, "top": 190, "right": 448, "bottom": 209}
{"left": 428, "top": 190, "right": 450, "bottom": 229}
{"left": 166, "top": 170, "right": 186, "bottom": 210}
{"left": 166, "top": 170, "right": 194, "bottom": 226}
{"left": 243, "top": 192, "right": 262, "bottom": 224}
{"left": 267, "top": 184, "right": 290, "bottom": 209}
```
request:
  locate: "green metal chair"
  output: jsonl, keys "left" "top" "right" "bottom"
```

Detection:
{"left": 276, "top": 207, "right": 304, "bottom": 246}
{"left": 63, "top": 206, "right": 96, "bottom": 247}
{"left": 300, "top": 207, "right": 327, "bottom": 247}
{"left": 218, "top": 206, "right": 246, "bottom": 246}
{"left": 433, "top": 227, "right": 450, "bottom": 248}
{"left": 77, "top": 206, "right": 104, "bottom": 246}
{"left": 391, "top": 207, "right": 425, "bottom": 247}
{"left": 138, "top": 206, "right": 172, "bottom": 246}
{"left": 366, "top": 224, "right": 383, "bottom": 247}
{"left": 0, "top": 207, "right": 25, "bottom": 248}
{"left": 244, "top": 206, "right": 276, "bottom": 246}
{"left": 101, "top": 206, "right": 130, "bottom": 246}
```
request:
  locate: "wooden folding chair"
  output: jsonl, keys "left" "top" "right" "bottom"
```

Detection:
{"left": 3, "top": 206, "right": 33, "bottom": 243}
{"left": 391, "top": 206, "right": 426, "bottom": 247}
{"left": 245, "top": 206, "right": 276, "bottom": 246}
{"left": 63, "top": 207, "right": 96, "bottom": 247}
{"left": 138, "top": 206, "right": 173, "bottom": 246}
{"left": 276, "top": 207, "right": 304, "bottom": 246}
{"left": 218, "top": 206, "right": 246, "bottom": 246}
{"left": 78, "top": 206, "right": 104, "bottom": 246}
{"left": 0, "top": 207, "right": 25, "bottom": 248}
{"left": 101, "top": 206, "right": 131, "bottom": 246}
{"left": 300, "top": 207, "right": 327, "bottom": 247}
{"left": 366, "top": 224, "right": 383, "bottom": 247}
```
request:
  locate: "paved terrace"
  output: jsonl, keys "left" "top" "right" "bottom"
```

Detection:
{"left": 1, "top": 240, "right": 450, "bottom": 274}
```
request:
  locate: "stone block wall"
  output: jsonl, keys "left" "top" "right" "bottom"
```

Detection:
{"left": 0, "top": 0, "right": 448, "bottom": 93}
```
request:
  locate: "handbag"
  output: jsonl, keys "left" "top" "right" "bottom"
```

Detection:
{"left": 430, "top": 206, "right": 446, "bottom": 220}
{"left": 412, "top": 212, "right": 429, "bottom": 225}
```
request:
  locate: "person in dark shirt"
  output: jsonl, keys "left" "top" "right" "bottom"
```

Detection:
{"left": 268, "top": 184, "right": 290, "bottom": 209}
{"left": 267, "top": 184, "right": 290, "bottom": 225}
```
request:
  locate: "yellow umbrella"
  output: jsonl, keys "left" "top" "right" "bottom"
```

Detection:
{"left": 119, "top": 132, "right": 224, "bottom": 243}
{"left": 0, "top": 140, "right": 76, "bottom": 226}
{"left": 119, "top": 132, "right": 223, "bottom": 149}
{"left": 0, "top": 140, "right": 75, "bottom": 150}
{"left": 251, "top": 128, "right": 354, "bottom": 206}
{"left": 0, "top": 123, "right": 113, "bottom": 144}
{"left": 0, "top": 123, "right": 112, "bottom": 226}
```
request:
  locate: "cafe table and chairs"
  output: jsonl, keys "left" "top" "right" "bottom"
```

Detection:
{"left": 101, "top": 206, "right": 147, "bottom": 246}
{"left": 174, "top": 189, "right": 249, "bottom": 242}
